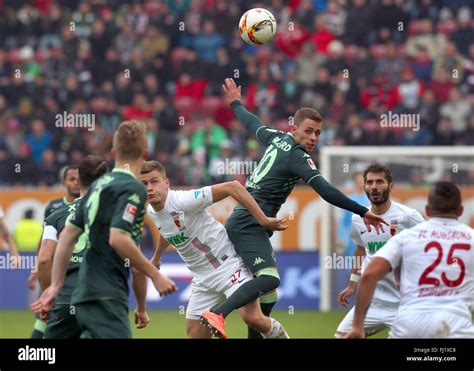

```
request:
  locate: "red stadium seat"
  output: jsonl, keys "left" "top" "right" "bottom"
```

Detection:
{"left": 408, "top": 20, "right": 424, "bottom": 35}
{"left": 436, "top": 20, "right": 458, "bottom": 36}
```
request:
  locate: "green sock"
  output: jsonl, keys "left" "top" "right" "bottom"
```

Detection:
{"left": 31, "top": 319, "right": 47, "bottom": 339}
{"left": 211, "top": 275, "right": 280, "bottom": 318}
{"left": 248, "top": 301, "right": 276, "bottom": 339}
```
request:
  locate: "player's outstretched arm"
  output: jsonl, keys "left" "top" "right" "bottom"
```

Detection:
{"left": 345, "top": 257, "right": 391, "bottom": 339}
{"left": 109, "top": 229, "right": 177, "bottom": 297}
{"left": 131, "top": 267, "right": 150, "bottom": 329}
{"left": 338, "top": 245, "right": 365, "bottom": 308}
{"left": 289, "top": 150, "right": 388, "bottom": 233}
{"left": 31, "top": 224, "right": 81, "bottom": 314}
{"left": 223, "top": 78, "right": 277, "bottom": 145}
{"left": 211, "top": 180, "right": 288, "bottom": 231}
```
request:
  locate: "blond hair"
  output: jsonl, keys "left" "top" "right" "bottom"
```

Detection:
{"left": 141, "top": 160, "right": 166, "bottom": 178}
{"left": 113, "top": 120, "right": 147, "bottom": 161}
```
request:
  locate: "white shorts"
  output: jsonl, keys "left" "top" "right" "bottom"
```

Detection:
{"left": 336, "top": 300, "right": 398, "bottom": 336}
{"left": 390, "top": 311, "right": 474, "bottom": 338}
{"left": 185, "top": 257, "right": 253, "bottom": 320}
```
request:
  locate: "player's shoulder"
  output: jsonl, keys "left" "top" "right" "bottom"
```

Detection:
{"left": 351, "top": 213, "right": 364, "bottom": 224}
{"left": 45, "top": 203, "right": 69, "bottom": 225}
{"left": 107, "top": 172, "right": 146, "bottom": 196}
{"left": 171, "top": 187, "right": 208, "bottom": 203}
{"left": 391, "top": 201, "right": 419, "bottom": 215}
{"left": 46, "top": 197, "right": 65, "bottom": 210}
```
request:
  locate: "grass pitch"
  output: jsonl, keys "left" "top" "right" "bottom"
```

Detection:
{"left": 0, "top": 309, "right": 388, "bottom": 338}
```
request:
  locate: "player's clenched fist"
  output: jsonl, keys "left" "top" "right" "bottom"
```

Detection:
{"left": 134, "top": 309, "right": 150, "bottom": 329}
{"left": 152, "top": 271, "right": 177, "bottom": 296}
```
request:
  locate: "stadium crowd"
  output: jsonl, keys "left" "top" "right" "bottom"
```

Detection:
{"left": 0, "top": 0, "right": 472, "bottom": 187}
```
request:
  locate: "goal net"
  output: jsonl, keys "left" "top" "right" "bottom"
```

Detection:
{"left": 318, "top": 146, "right": 474, "bottom": 311}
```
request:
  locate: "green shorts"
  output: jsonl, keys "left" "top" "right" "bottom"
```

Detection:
{"left": 225, "top": 208, "right": 277, "bottom": 275}
{"left": 74, "top": 299, "right": 131, "bottom": 339}
{"left": 44, "top": 304, "right": 81, "bottom": 339}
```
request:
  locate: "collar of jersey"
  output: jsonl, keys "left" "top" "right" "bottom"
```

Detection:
{"left": 63, "top": 196, "right": 72, "bottom": 205}
{"left": 112, "top": 167, "right": 137, "bottom": 179}
{"left": 430, "top": 217, "right": 458, "bottom": 223}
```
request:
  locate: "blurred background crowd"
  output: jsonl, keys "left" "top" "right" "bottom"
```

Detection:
{"left": 0, "top": 0, "right": 472, "bottom": 187}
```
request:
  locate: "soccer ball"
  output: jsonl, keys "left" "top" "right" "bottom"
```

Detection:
{"left": 239, "top": 8, "right": 277, "bottom": 45}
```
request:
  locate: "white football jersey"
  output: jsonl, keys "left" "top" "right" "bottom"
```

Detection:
{"left": 0, "top": 205, "right": 4, "bottom": 219}
{"left": 147, "top": 187, "right": 239, "bottom": 278}
{"left": 376, "top": 217, "right": 474, "bottom": 318}
{"left": 351, "top": 201, "right": 424, "bottom": 305}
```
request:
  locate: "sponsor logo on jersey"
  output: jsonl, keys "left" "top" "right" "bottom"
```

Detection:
{"left": 70, "top": 255, "right": 83, "bottom": 263}
{"left": 390, "top": 219, "right": 399, "bottom": 236}
{"left": 172, "top": 212, "right": 185, "bottom": 230}
{"left": 253, "top": 257, "right": 266, "bottom": 266}
{"left": 193, "top": 190, "right": 205, "bottom": 199}
{"left": 367, "top": 241, "right": 386, "bottom": 253}
{"left": 128, "top": 194, "right": 140, "bottom": 204}
{"left": 307, "top": 158, "right": 316, "bottom": 170}
{"left": 167, "top": 232, "right": 189, "bottom": 246}
{"left": 122, "top": 203, "right": 137, "bottom": 223}
{"left": 67, "top": 204, "right": 77, "bottom": 213}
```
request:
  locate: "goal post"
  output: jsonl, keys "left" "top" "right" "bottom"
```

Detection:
{"left": 319, "top": 146, "right": 474, "bottom": 312}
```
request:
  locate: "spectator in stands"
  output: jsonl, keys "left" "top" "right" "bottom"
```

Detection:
{"left": 440, "top": 87, "right": 471, "bottom": 133}
{"left": 430, "top": 67, "right": 454, "bottom": 103}
{"left": 432, "top": 116, "right": 456, "bottom": 145}
{"left": 405, "top": 18, "right": 447, "bottom": 60}
{"left": 396, "top": 68, "right": 425, "bottom": 111}
{"left": 410, "top": 44, "right": 434, "bottom": 83}
{"left": 373, "top": 0, "right": 408, "bottom": 44}
{"left": 432, "top": 41, "right": 465, "bottom": 82}
{"left": 14, "top": 209, "right": 43, "bottom": 252}
{"left": 0, "top": 1, "right": 471, "bottom": 186}
{"left": 193, "top": 20, "right": 224, "bottom": 63}
{"left": 25, "top": 119, "right": 52, "bottom": 165}
{"left": 311, "top": 15, "right": 335, "bottom": 56}
{"left": 123, "top": 93, "right": 152, "bottom": 121}
{"left": 419, "top": 89, "right": 440, "bottom": 135}
{"left": 37, "top": 149, "right": 60, "bottom": 186}
{"left": 344, "top": 0, "right": 373, "bottom": 46}
{"left": 296, "top": 42, "right": 325, "bottom": 87}
{"left": 451, "top": 7, "right": 472, "bottom": 56}
{"left": 190, "top": 116, "right": 228, "bottom": 183}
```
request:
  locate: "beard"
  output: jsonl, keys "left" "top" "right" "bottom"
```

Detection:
{"left": 366, "top": 188, "right": 389, "bottom": 205}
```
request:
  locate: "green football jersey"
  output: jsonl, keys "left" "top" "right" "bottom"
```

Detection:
{"left": 44, "top": 198, "right": 87, "bottom": 305}
{"left": 44, "top": 197, "right": 71, "bottom": 219}
{"left": 68, "top": 168, "right": 147, "bottom": 305}
{"left": 231, "top": 100, "right": 368, "bottom": 218}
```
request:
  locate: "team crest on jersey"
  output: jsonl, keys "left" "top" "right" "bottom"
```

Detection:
{"left": 307, "top": 158, "right": 316, "bottom": 170}
{"left": 123, "top": 203, "right": 137, "bottom": 223}
{"left": 390, "top": 219, "right": 399, "bottom": 236}
{"left": 171, "top": 212, "right": 185, "bottom": 231}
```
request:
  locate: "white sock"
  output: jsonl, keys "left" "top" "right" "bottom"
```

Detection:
{"left": 262, "top": 318, "right": 282, "bottom": 339}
